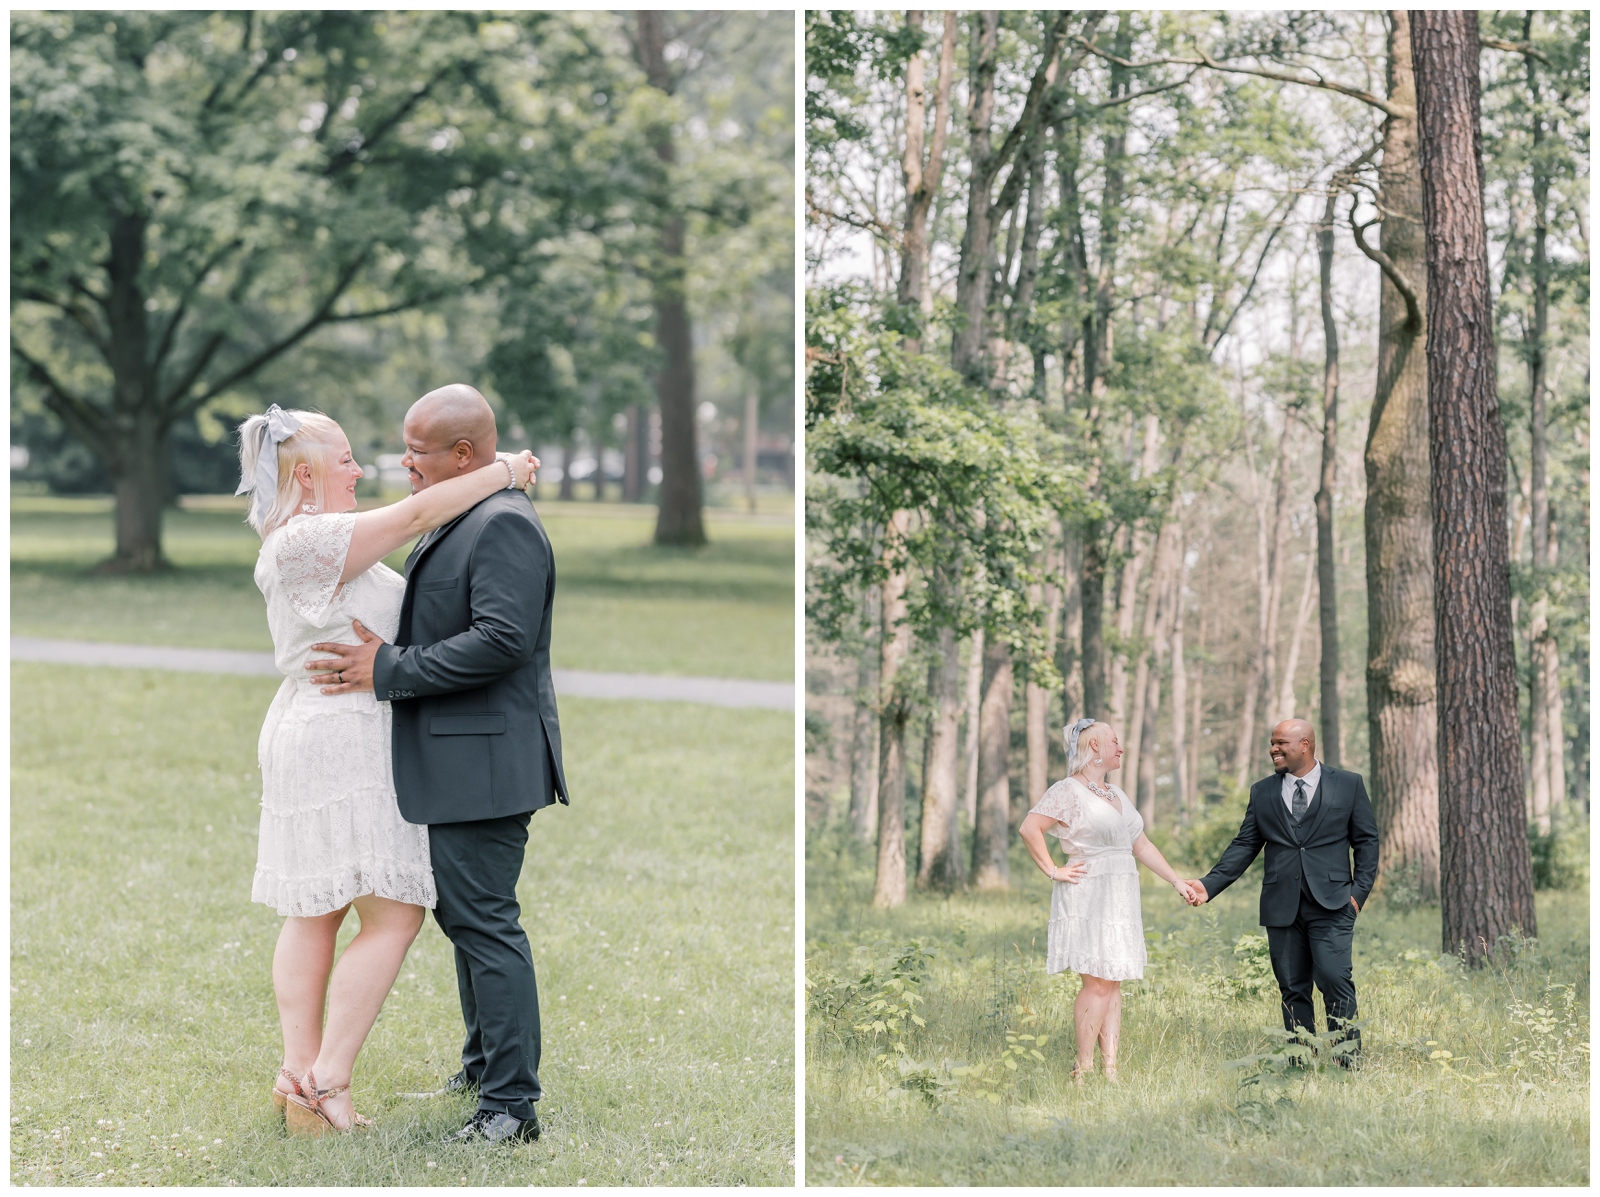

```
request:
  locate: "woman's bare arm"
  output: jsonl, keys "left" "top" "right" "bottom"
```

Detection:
{"left": 1131, "top": 832, "right": 1194, "bottom": 898}
{"left": 1018, "top": 812, "right": 1086, "bottom": 883}
{"left": 339, "top": 452, "right": 536, "bottom": 584}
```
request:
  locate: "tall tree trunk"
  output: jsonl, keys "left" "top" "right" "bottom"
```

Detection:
{"left": 1059, "top": 527, "right": 1084, "bottom": 719}
{"left": 1412, "top": 8, "right": 1538, "bottom": 959}
{"left": 1189, "top": 609, "right": 1208, "bottom": 809}
{"left": 1316, "top": 189, "right": 1344, "bottom": 764}
{"left": 1109, "top": 414, "right": 1161, "bottom": 747}
{"left": 950, "top": 10, "right": 1000, "bottom": 382}
{"left": 558, "top": 438, "right": 577, "bottom": 501}
{"left": 1276, "top": 546, "right": 1320, "bottom": 722}
{"left": 897, "top": 9, "right": 957, "bottom": 352}
{"left": 1135, "top": 526, "right": 1181, "bottom": 824}
{"left": 1364, "top": 10, "right": 1439, "bottom": 898}
{"left": 918, "top": 624, "right": 965, "bottom": 890}
{"left": 742, "top": 388, "right": 758, "bottom": 513}
{"left": 873, "top": 511, "right": 914, "bottom": 908}
{"left": 963, "top": 627, "right": 984, "bottom": 826}
{"left": 1170, "top": 522, "right": 1190, "bottom": 814}
{"left": 1125, "top": 509, "right": 1179, "bottom": 801}
{"left": 1025, "top": 569, "right": 1061, "bottom": 804}
{"left": 636, "top": 11, "right": 706, "bottom": 547}
{"left": 971, "top": 638, "right": 1014, "bottom": 889}
{"left": 1521, "top": 13, "right": 1563, "bottom": 830}
{"left": 622, "top": 405, "right": 645, "bottom": 503}
{"left": 848, "top": 582, "right": 881, "bottom": 840}
{"left": 104, "top": 211, "right": 169, "bottom": 572}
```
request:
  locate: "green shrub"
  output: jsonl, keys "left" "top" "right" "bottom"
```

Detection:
{"left": 1529, "top": 810, "right": 1590, "bottom": 891}
{"left": 1172, "top": 779, "right": 1252, "bottom": 874}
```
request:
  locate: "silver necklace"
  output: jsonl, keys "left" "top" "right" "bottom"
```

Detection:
{"left": 1075, "top": 774, "right": 1114, "bottom": 800}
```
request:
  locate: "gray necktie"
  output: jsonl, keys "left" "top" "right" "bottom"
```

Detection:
{"left": 1292, "top": 779, "right": 1309, "bottom": 822}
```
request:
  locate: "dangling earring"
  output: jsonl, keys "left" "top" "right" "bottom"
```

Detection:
{"left": 1092, "top": 755, "right": 1103, "bottom": 765}
{"left": 301, "top": 501, "right": 318, "bottom": 514}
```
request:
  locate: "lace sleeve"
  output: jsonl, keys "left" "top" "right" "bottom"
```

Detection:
{"left": 1029, "top": 779, "right": 1081, "bottom": 831}
{"left": 271, "top": 513, "right": 357, "bottom": 626}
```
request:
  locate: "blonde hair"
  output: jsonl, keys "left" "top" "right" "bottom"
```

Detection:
{"left": 236, "top": 410, "right": 346, "bottom": 537}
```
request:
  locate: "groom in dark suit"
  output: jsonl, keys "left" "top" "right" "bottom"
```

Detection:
{"left": 307, "top": 383, "right": 568, "bottom": 1143}
{"left": 1184, "top": 719, "right": 1377, "bottom": 1062}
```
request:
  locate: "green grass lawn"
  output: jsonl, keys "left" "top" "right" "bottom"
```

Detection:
{"left": 12, "top": 664, "right": 794, "bottom": 1186}
{"left": 10, "top": 495, "right": 794, "bottom": 681}
{"left": 805, "top": 823, "right": 1589, "bottom": 1186}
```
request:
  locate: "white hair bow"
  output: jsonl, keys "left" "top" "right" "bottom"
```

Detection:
{"left": 235, "top": 404, "right": 303, "bottom": 523}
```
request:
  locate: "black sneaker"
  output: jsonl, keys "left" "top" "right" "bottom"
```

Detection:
{"left": 446, "top": 1109, "right": 541, "bottom": 1145}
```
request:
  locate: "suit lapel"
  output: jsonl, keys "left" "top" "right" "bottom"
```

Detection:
{"left": 396, "top": 509, "right": 474, "bottom": 645}
{"left": 1259, "top": 778, "right": 1295, "bottom": 842}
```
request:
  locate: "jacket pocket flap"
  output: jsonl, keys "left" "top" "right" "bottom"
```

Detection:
{"left": 417, "top": 576, "right": 459, "bottom": 592}
{"left": 430, "top": 714, "right": 506, "bottom": 735}
{"left": 1329, "top": 869, "right": 1351, "bottom": 881}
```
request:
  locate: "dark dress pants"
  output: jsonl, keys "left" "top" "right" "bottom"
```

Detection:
{"left": 429, "top": 809, "right": 543, "bottom": 1119}
{"left": 1265, "top": 883, "right": 1360, "bottom": 1056}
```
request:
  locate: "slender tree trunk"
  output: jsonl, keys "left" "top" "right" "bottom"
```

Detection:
{"left": 622, "top": 405, "right": 644, "bottom": 503}
{"left": 1277, "top": 547, "right": 1320, "bottom": 722}
{"left": 918, "top": 623, "right": 965, "bottom": 890}
{"left": 1521, "top": 15, "right": 1563, "bottom": 828}
{"left": 897, "top": 9, "right": 957, "bottom": 351}
{"left": 873, "top": 511, "right": 913, "bottom": 908}
{"left": 1364, "top": 10, "right": 1439, "bottom": 899}
{"left": 1110, "top": 414, "right": 1161, "bottom": 746}
{"left": 104, "top": 211, "right": 169, "bottom": 572}
{"left": 1170, "top": 522, "right": 1190, "bottom": 814}
{"left": 1260, "top": 419, "right": 1294, "bottom": 725}
{"left": 1081, "top": 535, "right": 1108, "bottom": 718}
{"left": 848, "top": 582, "right": 881, "bottom": 840}
{"left": 963, "top": 626, "right": 984, "bottom": 826}
{"left": 1025, "top": 570, "right": 1061, "bottom": 803}
{"left": 1126, "top": 511, "right": 1179, "bottom": 800}
{"left": 636, "top": 11, "right": 706, "bottom": 547}
{"left": 559, "top": 439, "right": 577, "bottom": 501}
{"left": 1135, "top": 528, "right": 1181, "bottom": 824}
{"left": 1316, "top": 189, "right": 1344, "bottom": 764}
{"left": 742, "top": 388, "right": 758, "bottom": 513}
{"left": 971, "top": 638, "right": 1014, "bottom": 889}
{"left": 1412, "top": 8, "right": 1537, "bottom": 959}
{"left": 1189, "top": 609, "right": 1208, "bottom": 809}
{"left": 1059, "top": 526, "right": 1084, "bottom": 719}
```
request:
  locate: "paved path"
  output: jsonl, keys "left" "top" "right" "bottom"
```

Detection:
{"left": 10, "top": 637, "right": 793, "bottom": 711}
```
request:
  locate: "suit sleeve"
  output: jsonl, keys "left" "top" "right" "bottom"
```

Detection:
{"left": 1349, "top": 774, "right": 1380, "bottom": 908}
{"left": 1199, "top": 794, "right": 1265, "bottom": 899}
{"left": 372, "top": 511, "right": 546, "bottom": 697}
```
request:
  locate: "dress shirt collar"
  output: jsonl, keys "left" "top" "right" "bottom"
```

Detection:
{"left": 1280, "top": 759, "right": 1323, "bottom": 813}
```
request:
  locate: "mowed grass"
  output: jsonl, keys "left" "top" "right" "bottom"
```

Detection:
{"left": 10, "top": 495, "right": 794, "bottom": 681}
{"left": 12, "top": 664, "right": 794, "bottom": 1186}
{"left": 805, "top": 824, "right": 1589, "bottom": 1186}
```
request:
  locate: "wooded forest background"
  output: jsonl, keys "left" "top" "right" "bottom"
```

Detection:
{"left": 12, "top": 10, "right": 794, "bottom": 563}
{"left": 804, "top": 10, "right": 1588, "bottom": 960}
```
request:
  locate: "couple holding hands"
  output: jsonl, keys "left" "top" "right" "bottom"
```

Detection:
{"left": 1018, "top": 717, "right": 1378, "bottom": 1083}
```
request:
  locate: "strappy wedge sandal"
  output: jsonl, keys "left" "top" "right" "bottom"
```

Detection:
{"left": 1070, "top": 1062, "right": 1094, "bottom": 1087}
{"left": 272, "top": 1068, "right": 305, "bottom": 1116}
{"left": 284, "top": 1071, "right": 373, "bottom": 1137}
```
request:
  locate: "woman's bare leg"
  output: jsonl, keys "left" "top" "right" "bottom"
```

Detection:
{"left": 1074, "top": 975, "right": 1115, "bottom": 1077}
{"left": 309, "top": 895, "right": 426, "bottom": 1128}
{"left": 273, "top": 908, "right": 348, "bottom": 1095}
{"left": 1099, "top": 983, "right": 1123, "bottom": 1079}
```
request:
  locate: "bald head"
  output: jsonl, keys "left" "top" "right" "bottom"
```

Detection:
{"left": 400, "top": 384, "right": 498, "bottom": 491}
{"left": 1269, "top": 718, "right": 1316, "bottom": 776}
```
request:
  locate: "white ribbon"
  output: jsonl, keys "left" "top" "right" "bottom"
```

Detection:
{"left": 235, "top": 404, "right": 303, "bottom": 523}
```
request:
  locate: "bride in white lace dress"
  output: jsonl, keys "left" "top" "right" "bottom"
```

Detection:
{"left": 1018, "top": 719, "right": 1197, "bottom": 1083}
{"left": 238, "top": 405, "right": 536, "bottom": 1134}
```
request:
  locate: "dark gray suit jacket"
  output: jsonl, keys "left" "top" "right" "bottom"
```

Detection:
{"left": 372, "top": 489, "right": 569, "bottom": 825}
{"left": 1198, "top": 765, "right": 1379, "bottom": 927}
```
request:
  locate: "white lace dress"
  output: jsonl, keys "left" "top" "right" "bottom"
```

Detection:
{"left": 1032, "top": 777, "right": 1146, "bottom": 980}
{"left": 249, "top": 513, "right": 436, "bottom": 917}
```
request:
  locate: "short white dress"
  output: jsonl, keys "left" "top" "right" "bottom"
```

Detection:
{"left": 249, "top": 513, "right": 436, "bottom": 918}
{"left": 1032, "top": 777, "right": 1146, "bottom": 981}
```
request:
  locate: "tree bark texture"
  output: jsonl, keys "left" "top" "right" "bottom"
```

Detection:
{"left": 971, "top": 637, "right": 1014, "bottom": 889}
{"left": 1169, "top": 526, "right": 1190, "bottom": 812}
{"left": 963, "top": 626, "right": 984, "bottom": 826}
{"left": 1365, "top": 11, "right": 1440, "bottom": 898}
{"left": 950, "top": 11, "right": 1000, "bottom": 382}
{"left": 918, "top": 623, "right": 965, "bottom": 890}
{"left": 1411, "top": 7, "right": 1538, "bottom": 958}
{"left": 636, "top": 11, "right": 706, "bottom": 547}
{"left": 1058, "top": 526, "right": 1084, "bottom": 720}
{"left": 1315, "top": 189, "right": 1344, "bottom": 764}
{"left": 1276, "top": 547, "right": 1319, "bottom": 724}
{"left": 897, "top": 9, "right": 957, "bottom": 346}
{"left": 873, "top": 511, "right": 913, "bottom": 908}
